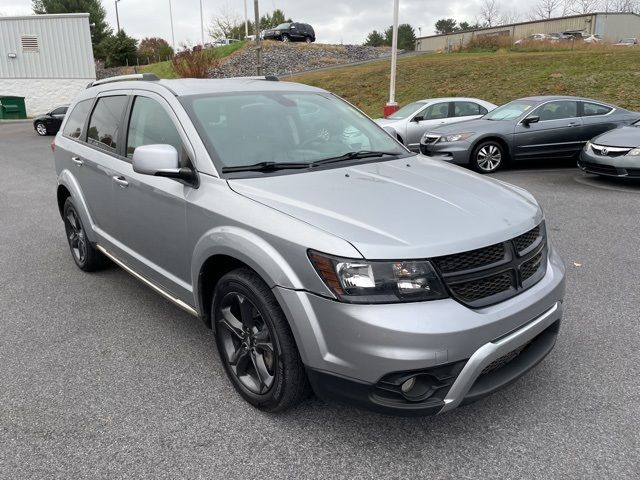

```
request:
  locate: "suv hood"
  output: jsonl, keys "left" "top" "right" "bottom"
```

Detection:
{"left": 228, "top": 157, "right": 542, "bottom": 259}
{"left": 592, "top": 126, "right": 640, "bottom": 148}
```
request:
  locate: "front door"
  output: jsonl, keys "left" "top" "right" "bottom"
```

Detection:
{"left": 108, "top": 93, "right": 195, "bottom": 301}
{"left": 513, "top": 100, "right": 583, "bottom": 160}
{"left": 405, "top": 102, "right": 455, "bottom": 151}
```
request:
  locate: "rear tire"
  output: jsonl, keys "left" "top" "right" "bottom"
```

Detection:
{"left": 471, "top": 140, "right": 506, "bottom": 174}
{"left": 305, "top": 36, "right": 312, "bottom": 44}
{"left": 282, "top": 35, "right": 290, "bottom": 42}
{"left": 213, "top": 268, "right": 309, "bottom": 412}
{"left": 63, "top": 198, "right": 109, "bottom": 272}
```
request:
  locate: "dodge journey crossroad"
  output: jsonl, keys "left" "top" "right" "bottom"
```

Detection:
{"left": 53, "top": 74, "right": 566, "bottom": 415}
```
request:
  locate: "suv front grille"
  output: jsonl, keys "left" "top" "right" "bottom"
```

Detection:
{"left": 432, "top": 223, "right": 547, "bottom": 308}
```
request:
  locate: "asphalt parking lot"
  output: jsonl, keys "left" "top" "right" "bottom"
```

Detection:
{"left": 1, "top": 122, "right": 639, "bottom": 479}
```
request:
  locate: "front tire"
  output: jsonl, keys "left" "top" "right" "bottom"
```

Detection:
{"left": 63, "top": 198, "right": 109, "bottom": 272}
{"left": 35, "top": 122, "right": 47, "bottom": 136}
{"left": 471, "top": 140, "right": 505, "bottom": 174}
{"left": 213, "top": 268, "right": 309, "bottom": 412}
{"left": 282, "top": 34, "right": 290, "bottom": 43}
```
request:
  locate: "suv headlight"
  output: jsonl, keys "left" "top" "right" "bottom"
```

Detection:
{"left": 627, "top": 147, "right": 640, "bottom": 156}
{"left": 438, "top": 132, "right": 474, "bottom": 143}
{"left": 309, "top": 251, "right": 448, "bottom": 304}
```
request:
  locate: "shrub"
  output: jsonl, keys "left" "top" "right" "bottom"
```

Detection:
{"left": 171, "top": 45, "right": 219, "bottom": 78}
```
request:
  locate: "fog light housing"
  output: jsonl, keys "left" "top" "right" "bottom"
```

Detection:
{"left": 401, "top": 377, "right": 416, "bottom": 394}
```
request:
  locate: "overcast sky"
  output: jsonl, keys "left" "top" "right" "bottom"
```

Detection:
{"left": 1, "top": 0, "right": 529, "bottom": 46}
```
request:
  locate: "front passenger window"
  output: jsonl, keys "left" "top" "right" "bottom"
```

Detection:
{"left": 126, "top": 96, "right": 183, "bottom": 160}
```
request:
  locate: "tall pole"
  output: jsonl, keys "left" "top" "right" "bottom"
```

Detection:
{"left": 244, "top": 0, "right": 249, "bottom": 38}
{"left": 384, "top": 0, "right": 400, "bottom": 117}
{"left": 168, "top": 0, "right": 176, "bottom": 52}
{"left": 254, "top": 0, "right": 263, "bottom": 75}
{"left": 199, "top": 0, "right": 205, "bottom": 46}
{"left": 115, "top": 0, "right": 120, "bottom": 33}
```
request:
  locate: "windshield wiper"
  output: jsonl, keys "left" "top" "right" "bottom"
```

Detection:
{"left": 311, "top": 150, "right": 402, "bottom": 167}
{"left": 221, "top": 161, "right": 312, "bottom": 173}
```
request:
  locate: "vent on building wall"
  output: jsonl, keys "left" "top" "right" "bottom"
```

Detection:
{"left": 21, "top": 35, "right": 39, "bottom": 52}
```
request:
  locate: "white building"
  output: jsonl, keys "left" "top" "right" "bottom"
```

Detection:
{"left": 0, "top": 13, "right": 95, "bottom": 116}
{"left": 416, "top": 12, "right": 640, "bottom": 52}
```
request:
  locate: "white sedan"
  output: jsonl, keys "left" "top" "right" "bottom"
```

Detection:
{"left": 375, "top": 97, "right": 497, "bottom": 151}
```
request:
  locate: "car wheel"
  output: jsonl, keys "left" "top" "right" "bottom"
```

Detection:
{"left": 471, "top": 141, "right": 505, "bottom": 174}
{"left": 305, "top": 36, "right": 312, "bottom": 44}
{"left": 213, "top": 268, "right": 309, "bottom": 412}
{"left": 63, "top": 198, "right": 109, "bottom": 272}
{"left": 35, "top": 122, "right": 47, "bottom": 136}
{"left": 282, "top": 35, "right": 290, "bottom": 42}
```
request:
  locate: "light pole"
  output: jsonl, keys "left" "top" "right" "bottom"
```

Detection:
{"left": 199, "top": 0, "right": 205, "bottom": 46}
{"left": 115, "top": 0, "right": 121, "bottom": 33}
{"left": 168, "top": 0, "right": 176, "bottom": 52}
{"left": 384, "top": 0, "right": 400, "bottom": 117}
{"left": 254, "top": 0, "right": 263, "bottom": 75}
{"left": 244, "top": 0, "right": 249, "bottom": 38}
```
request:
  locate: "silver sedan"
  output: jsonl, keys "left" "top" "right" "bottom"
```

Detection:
{"left": 375, "top": 97, "right": 497, "bottom": 151}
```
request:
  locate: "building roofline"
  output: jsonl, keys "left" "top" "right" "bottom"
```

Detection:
{"left": 0, "top": 13, "right": 90, "bottom": 21}
{"left": 416, "top": 12, "right": 640, "bottom": 40}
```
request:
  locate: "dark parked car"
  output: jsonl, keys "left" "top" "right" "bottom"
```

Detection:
{"left": 421, "top": 96, "right": 640, "bottom": 173}
{"left": 579, "top": 120, "right": 640, "bottom": 177}
{"left": 33, "top": 105, "right": 68, "bottom": 136}
{"left": 262, "top": 22, "right": 315, "bottom": 43}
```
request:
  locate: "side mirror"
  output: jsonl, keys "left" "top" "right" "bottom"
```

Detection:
{"left": 132, "top": 144, "right": 197, "bottom": 184}
{"left": 523, "top": 116, "right": 540, "bottom": 126}
{"left": 412, "top": 116, "right": 424, "bottom": 123}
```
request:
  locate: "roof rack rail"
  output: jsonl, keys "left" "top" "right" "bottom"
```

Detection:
{"left": 88, "top": 73, "right": 160, "bottom": 89}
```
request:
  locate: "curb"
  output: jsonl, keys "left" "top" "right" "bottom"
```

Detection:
{"left": 0, "top": 119, "right": 32, "bottom": 125}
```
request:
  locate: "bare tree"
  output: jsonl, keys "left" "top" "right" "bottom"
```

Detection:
{"left": 208, "top": 7, "right": 240, "bottom": 40}
{"left": 499, "top": 8, "right": 520, "bottom": 25}
{"left": 528, "top": 0, "right": 565, "bottom": 19}
{"left": 480, "top": 0, "right": 501, "bottom": 27}
{"left": 570, "top": 0, "right": 599, "bottom": 13}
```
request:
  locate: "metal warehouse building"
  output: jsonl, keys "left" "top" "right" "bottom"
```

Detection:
{"left": 416, "top": 12, "right": 640, "bottom": 52}
{"left": 0, "top": 13, "right": 95, "bottom": 116}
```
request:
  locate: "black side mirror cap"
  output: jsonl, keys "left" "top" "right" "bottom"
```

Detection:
{"left": 523, "top": 116, "right": 540, "bottom": 126}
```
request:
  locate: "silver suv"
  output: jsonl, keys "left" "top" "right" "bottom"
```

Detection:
{"left": 53, "top": 74, "right": 566, "bottom": 415}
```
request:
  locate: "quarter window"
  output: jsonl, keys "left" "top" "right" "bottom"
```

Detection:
{"left": 126, "top": 96, "right": 183, "bottom": 159}
{"left": 87, "top": 96, "right": 128, "bottom": 151}
{"left": 583, "top": 102, "right": 612, "bottom": 117}
{"left": 536, "top": 101, "right": 578, "bottom": 121}
{"left": 454, "top": 101, "right": 488, "bottom": 117}
{"left": 62, "top": 99, "right": 92, "bottom": 139}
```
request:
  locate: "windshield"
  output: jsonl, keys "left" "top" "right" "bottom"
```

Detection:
{"left": 620, "top": 38, "right": 636, "bottom": 43}
{"left": 386, "top": 102, "right": 425, "bottom": 120}
{"left": 484, "top": 100, "right": 536, "bottom": 121}
{"left": 275, "top": 23, "right": 291, "bottom": 30}
{"left": 183, "top": 92, "right": 407, "bottom": 172}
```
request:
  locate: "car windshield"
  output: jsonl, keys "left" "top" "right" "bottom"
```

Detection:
{"left": 183, "top": 92, "right": 408, "bottom": 172}
{"left": 275, "top": 23, "right": 291, "bottom": 30}
{"left": 385, "top": 102, "right": 426, "bottom": 120}
{"left": 620, "top": 38, "right": 635, "bottom": 43}
{"left": 484, "top": 101, "right": 536, "bottom": 121}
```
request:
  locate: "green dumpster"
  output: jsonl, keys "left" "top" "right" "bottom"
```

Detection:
{"left": 0, "top": 96, "right": 27, "bottom": 120}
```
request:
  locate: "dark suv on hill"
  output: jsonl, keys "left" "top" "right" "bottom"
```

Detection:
{"left": 262, "top": 22, "right": 316, "bottom": 43}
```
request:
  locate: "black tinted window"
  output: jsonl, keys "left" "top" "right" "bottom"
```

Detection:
{"left": 454, "top": 101, "right": 487, "bottom": 117}
{"left": 583, "top": 102, "right": 612, "bottom": 117}
{"left": 126, "top": 96, "right": 182, "bottom": 159}
{"left": 87, "top": 96, "right": 128, "bottom": 151}
{"left": 51, "top": 107, "right": 67, "bottom": 115}
{"left": 62, "top": 100, "right": 92, "bottom": 139}
{"left": 536, "top": 101, "right": 577, "bottom": 121}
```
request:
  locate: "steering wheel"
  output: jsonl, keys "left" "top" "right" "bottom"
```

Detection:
{"left": 300, "top": 123, "right": 332, "bottom": 148}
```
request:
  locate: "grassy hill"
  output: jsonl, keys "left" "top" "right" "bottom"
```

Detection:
{"left": 292, "top": 49, "right": 640, "bottom": 118}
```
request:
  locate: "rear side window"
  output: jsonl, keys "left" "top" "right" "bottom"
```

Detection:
{"left": 126, "top": 96, "right": 183, "bottom": 158}
{"left": 454, "top": 101, "right": 488, "bottom": 117}
{"left": 62, "top": 100, "right": 92, "bottom": 139}
{"left": 583, "top": 102, "right": 613, "bottom": 117}
{"left": 87, "top": 96, "right": 128, "bottom": 151}
{"left": 51, "top": 107, "right": 68, "bottom": 116}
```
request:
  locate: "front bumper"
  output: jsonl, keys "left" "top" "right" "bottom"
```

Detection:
{"left": 420, "top": 140, "right": 472, "bottom": 164}
{"left": 578, "top": 149, "right": 640, "bottom": 177}
{"left": 274, "top": 247, "right": 566, "bottom": 415}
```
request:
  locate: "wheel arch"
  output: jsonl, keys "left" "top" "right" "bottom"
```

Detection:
{"left": 471, "top": 135, "right": 511, "bottom": 161}
{"left": 56, "top": 172, "right": 98, "bottom": 242}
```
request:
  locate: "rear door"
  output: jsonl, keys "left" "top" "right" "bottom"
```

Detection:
{"left": 405, "top": 102, "right": 455, "bottom": 150}
{"left": 108, "top": 92, "right": 194, "bottom": 299}
{"left": 513, "top": 100, "right": 583, "bottom": 159}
